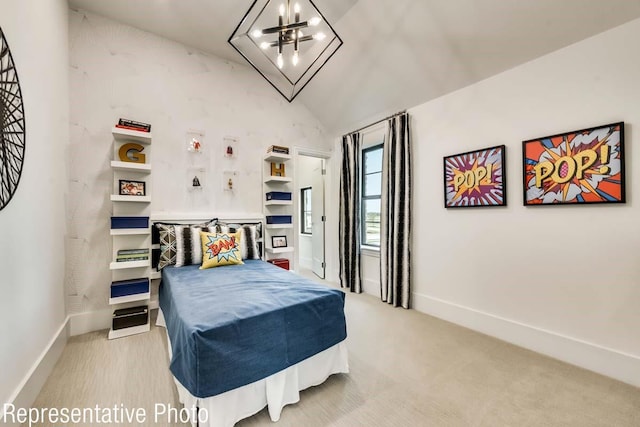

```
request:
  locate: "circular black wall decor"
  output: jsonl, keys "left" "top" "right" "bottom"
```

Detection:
{"left": 0, "top": 27, "right": 26, "bottom": 212}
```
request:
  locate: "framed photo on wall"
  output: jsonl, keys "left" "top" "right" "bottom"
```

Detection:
{"left": 119, "top": 179, "right": 146, "bottom": 196}
{"left": 522, "top": 122, "right": 625, "bottom": 206}
{"left": 443, "top": 145, "right": 506, "bottom": 208}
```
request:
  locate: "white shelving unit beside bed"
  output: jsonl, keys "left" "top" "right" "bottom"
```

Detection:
{"left": 108, "top": 125, "right": 153, "bottom": 340}
{"left": 263, "top": 149, "right": 295, "bottom": 270}
{"left": 265, "top": 247, "right": 295, "bottom": 254}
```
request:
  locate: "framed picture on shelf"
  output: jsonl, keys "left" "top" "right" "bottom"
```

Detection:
{"left": 271, "top": 235, "right": 288, "bottom": 248}
{"left": 119, "top": 179, "right": 146, "bottom": 196}
{"left": 522, "top": 122, "right": 625, "bottom": 206}
{"left": 443, "top": 145, "right": 506, "bottom": 208}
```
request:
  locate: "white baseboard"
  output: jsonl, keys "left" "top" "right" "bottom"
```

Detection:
{"left": 69, "top": 308, "right": 112, "bottom": 336}
{"left": 362, "top": 278, "right": 380, "bottom": 297}
{"left": 1, "top": 317, "right": 69, "bottom": 426}
{"left": 299, "top": 256, "right": 313, "bottom": 270}
{"left": 69, "top": 300, "right": 159, "bottom": 336}
{"left": 413, "top": 292, "right": 640, "bottom": 388}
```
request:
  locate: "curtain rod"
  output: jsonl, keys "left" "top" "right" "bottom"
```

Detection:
{"left": 345, "top": 110, "right": 407, "bottom": 137}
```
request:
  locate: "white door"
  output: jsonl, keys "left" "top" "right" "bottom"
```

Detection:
{"left": 311, "top": 160, "right": 325, "bottom": 278}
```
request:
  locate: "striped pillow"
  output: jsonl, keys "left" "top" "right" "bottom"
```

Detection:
{"left": 174, "top": 223, "right": 218, "bottom": 267}
{"left": 216, "top": 222, "right": 261, "bottom": 260}
{"left": 238, "top": 225, "right": 260, "bottom": 260}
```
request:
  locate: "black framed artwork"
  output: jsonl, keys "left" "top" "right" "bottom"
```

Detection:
{"left": 119, "top": 180, "right": 146, "bottom": 196}
{"left": 443, "top": 145, "right": 506, "bottom": 208}
{"left": 271, "top": 235, "right": 288, "bottom": 248}
{"left": 522, "top": 122, "right": 625, "bottom": 205}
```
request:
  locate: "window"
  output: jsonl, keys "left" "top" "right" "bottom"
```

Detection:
{"left": 301, "top": 187, "right": 312, "bottom": 234}
{"left": 361, "top": 144, "right": 383, "bottom": 246}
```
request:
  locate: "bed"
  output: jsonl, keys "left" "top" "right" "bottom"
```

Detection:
{"left": 155, "top": 229, "right": 349, "bottom": 427}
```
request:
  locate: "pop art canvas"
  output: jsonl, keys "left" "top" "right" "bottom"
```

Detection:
{"left": 444, "top": 145, "right": 506, "bottom": 208}
{"left": 523, "top": 122, "right": 625, "bottom": 205}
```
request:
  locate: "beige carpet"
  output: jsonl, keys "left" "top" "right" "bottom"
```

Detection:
{"left": 30, "top": 277, "right": 639, "bottom": 426}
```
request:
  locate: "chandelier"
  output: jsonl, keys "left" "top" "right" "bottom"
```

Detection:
{"left": 229, "top": 0, "right": 343, "bottom": 102}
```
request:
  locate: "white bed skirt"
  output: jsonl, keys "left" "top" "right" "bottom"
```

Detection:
{"left": 157, "top": 309, "right": 349, "bottom": 427}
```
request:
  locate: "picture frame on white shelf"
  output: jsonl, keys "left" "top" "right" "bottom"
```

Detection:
{"left": 272, "top": 235, "right": 288, "bottom": 248}
{"left": 119, "top": 179, "right": 146, "bottom": 196}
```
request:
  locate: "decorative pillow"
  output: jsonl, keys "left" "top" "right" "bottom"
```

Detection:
{"left": 216, "top": 222, "right": 261, "bottom": 260}
{"left": 200, "top": 231, "right": 244, "bottom": 269}
{"left": 237, "top": 225, "right": 261, "bottom": 260}
{"left": 155, "top": 219, "right": 217, "bottom": 269}
{"left": 156, "top": 223, "right": 177, "bottom": 270}
{"left": 174, "top": 223, "right": 218, "bottom": 267}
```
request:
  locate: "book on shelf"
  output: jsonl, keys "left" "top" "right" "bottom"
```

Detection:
{"left": 118, "top": 248, "right": 149, "bottom": 255}
{"left": 112, "top": 277, "right": 149, "bottom": 286}
{"left": 117, "top": 118, "right": 151, "bottom": 132}
{"left": 116, "top": 253, "right": 149, "bottom": 260}
{"left": 110, "top": 278, "right": 149, "bottom": 298}
{"left": 112, "top": 305, "right": 148, "bottom": 330}
{"left": 115, "top": 124, "right": 150, "bottom": 133}
{"left": 116, "top": 250, "right": 149, "bottom": 261}
{"left": 267, "top": 145, "right": 289, "bottom": 154}
{"left": 116, "top": 256, "right": 149, "bottom": 262}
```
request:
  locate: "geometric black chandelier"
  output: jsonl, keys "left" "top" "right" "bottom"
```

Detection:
{"left": 229, "top": 0, "right": 342, "bottom": 102}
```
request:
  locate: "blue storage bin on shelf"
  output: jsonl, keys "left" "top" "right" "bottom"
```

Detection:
{"left": 266, "top": 215, "right": 292, "bottom": 224}
{"left": 266, "top": 191, "right": 292, "bottom": 201}
{"left": 110, "top": 278, "right": 149, "bottom": 298}
{"left": 111, "top": 216, "right": 149, "bottom": 229}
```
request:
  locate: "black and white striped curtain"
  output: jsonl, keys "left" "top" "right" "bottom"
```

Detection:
{"left": 380, "top": 113, "right": 412, "bottom": 308}
{"left": 339, "top": 132, "right": 362, "bottom": 293}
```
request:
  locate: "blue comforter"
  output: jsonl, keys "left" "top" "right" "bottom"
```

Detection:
{"left": 159, "top": 260, "right": 347, "bottom": 398}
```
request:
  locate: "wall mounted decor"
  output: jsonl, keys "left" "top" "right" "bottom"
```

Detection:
{"left": 118, "top": 142, "right": 146, "bottom": 163}
{"left": 187, "top": 167, "right": 206, "bottom": 191}
{"left": 186, "top": 130, "right": 206, "bottom": 157}
{"left": 444, "top": 145, "right": 506, "bottom": 208}
{"left": 119, "top": 179, "right": 146, "bottom": 196}
{"left": 0, "top": 27, "right": 26, "bottom": 211}
{"left": 187, "top": 136, "right": 203, "bottom": 153}
{"left": 523, "top": 122, "right": 625, "bottom": 205}
{"left": 271, "top": 162, "right": 286, "bottom": 177}
{"left": 222, "top": 170, "right": 238, "bottom": 191}
{"left": 223, "top": 136, "right": 238, "bottom": 159}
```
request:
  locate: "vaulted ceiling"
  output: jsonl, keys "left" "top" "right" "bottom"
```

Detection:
{"left": 68, "top": 0, "right": 640, "bottom": 135}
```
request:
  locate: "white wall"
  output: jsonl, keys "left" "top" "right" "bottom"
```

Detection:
{"left": 328, "top": 16, "right": 640, "bottom": 386}
{"left": 361, "top": 252, "right": 380, "bottom": 297}
{"left": 405, "top": 18, "right": 640, "bottom": 385}
{"left": 67, "top": 10, "right": 331, "bottom": 317}
{"left": 0, "top": 0, "right": 69, "bottom": 409}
